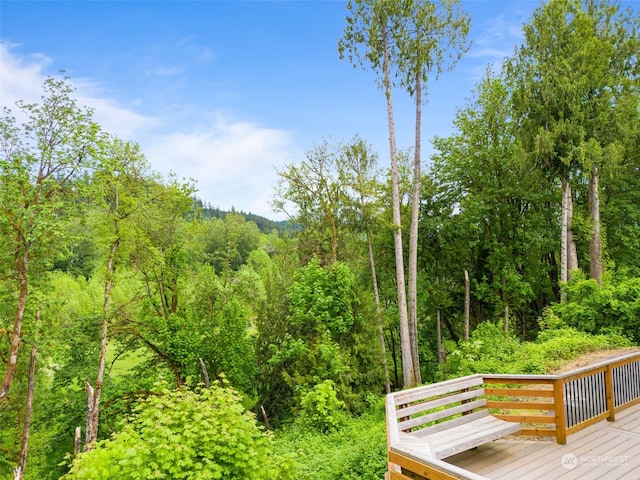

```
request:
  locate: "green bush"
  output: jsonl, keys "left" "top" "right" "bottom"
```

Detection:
{"left": 63, "top": 383, "right": 292, "bottom": 479}
{"left": 274, "top": 396, "right": 387, "bottom": 480}
{"left": 441, "top": 319, "right": 633, "bottom": 377}
{"left": 552, "top": 273, "right": 640, "bottom": 342}
{"left": 299, "top": 380, "right": 347, "bottom": 432}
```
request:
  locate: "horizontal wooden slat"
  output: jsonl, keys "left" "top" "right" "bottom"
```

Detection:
{"left": 394, "top": 376, "right": 484, "bottom": 407}
{"left": 412, "top": 410, "right": 489, "bottom": 438}
{"left": 493, "top": 413, "right": 555, "bottom": 424}
{"left": 562, "top": 366, "right": 607, "bottom": 383}
{"left": 389, "top": 449, "right": 489, "bottom": 480}
{"left": 484, "top": 388, "right": 554, "bottom": 397}
{"left": 482, "top": 376, "right": 555, "bottom": 385}
{"left": 388, "top": 471, "right": 417, "bottom": 480}
{"left": 399, "top": 399, "right": 486, "bottom": 431}
{"left": 397, "top": 389, "right": 482, "bottom": 419}
{"left": 389, "top": 451, "right": 459, "bottom": 480}
{"left": 616, "top": 392, "right": 640, "bottom": 412}
{"left": 519, "top": 427, "right": 557, "bottom": 436}
{"left": 486, "top": 401, "right": 554, "bottom": 410}
{"left": 565, "top": 411, "right": 610, "bottom": 435}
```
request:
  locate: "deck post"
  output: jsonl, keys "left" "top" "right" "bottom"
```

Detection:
{"left": 604, "top": 364, "right": 616, "bottom": 422}
{"left": 552, "top": 378, "right": 567, "bottom": 444}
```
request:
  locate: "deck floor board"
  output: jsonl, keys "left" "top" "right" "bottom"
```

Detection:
{"left": 445, "top": 403, "right": 640, "bottom": 480}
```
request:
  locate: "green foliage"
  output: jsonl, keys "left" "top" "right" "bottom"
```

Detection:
{"left": 299, "top": 380, "right": 347, "bottom": 432}
{"left": 549, "top": 273, "right": 640, "bottom": 342}
{"left": 273, "top": 397, "right": 387, "bottom": 480}
{"left": 64, "top": 383, "right": 292, "bottom": 480}
{"left": 3, "top": 11, "right": 639, "bottom": 477}
{"left": 288, "top": 257, "right": 357, "bottom": 338}
{"left": 441, "top": 320, "right": 632, "bottom": 377}
{"left": 430, "top": 71, "right": 556, "bottom": 335}
{"left": 202, "top": 213, "right": 261, "bottom": 275}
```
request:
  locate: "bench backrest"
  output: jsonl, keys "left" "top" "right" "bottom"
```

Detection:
{"left": 391, "top": 375, "right": 487, "bottom": 435}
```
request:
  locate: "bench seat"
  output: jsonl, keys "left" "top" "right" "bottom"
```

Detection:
{"left": 387, "top": 375, "right": 521, "bottom": 462}
{"left": 407, "top": 411, "right": 522, "bottom": 459}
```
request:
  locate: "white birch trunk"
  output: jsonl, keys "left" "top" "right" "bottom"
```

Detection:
{"left": 382, "top": 29, "right": 416, "bottom": 388}
{"left": 589, "top": 164, "right": 603, "bottom": 285}
{"left": 408, "top": 75, "right": 422, "bottom": 385}
{"left": 464, "top": 270, "right": 470, "bottom": 341}
{"left": 560, "top": 179, "right": 570, "bottom": 301}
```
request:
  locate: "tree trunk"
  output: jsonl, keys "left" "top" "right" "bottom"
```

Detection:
{"left": 436, "top": 276, "right": 443, "bottom": 364}
{"left": 86, "top": 186, "right": 119, "bottom": 450}
{"left": 407, "top": 74, "right": 422, "bottom": 385}
{"left": 437, "top": 309, "right": 443, "bottom": 363}
{"left": 14, "top": 311, "right": 39, "bottom": 480}
{"left": 329, "top": 211, "right": 338, "bottom": 265}
{"left": 567, "top": 183, "right": 579, "bottom": 278}
{"left": 464, "top": 270, "right": 470, "bottom": 341}
{"left": 0, "top": 251, "right": 29, "bottom": 404}
{"left": 560, "top": 179, "right": 570, "bottom": 301}
{"left": 74, "top": 427, "right": 82, "bottom": 456}
{"left": 561, "top": 179, "right": 579, "bottom": 299}
{"left": 199, "top": 357, "right": 211, "bottom": 389}
{"left": 560, "top": 179, "right": 569, "bottom": 285}
{"left": 382, "top": 26, "right": 416, "bottom": 387}
{"left": 589, "top": 163, "right": 603, "bottom": 285}
{"left": 502, "top": 276, "right": 509, "bottom": 333}
{"left": 366, "top": 227, "right": 391, "bottom": 394}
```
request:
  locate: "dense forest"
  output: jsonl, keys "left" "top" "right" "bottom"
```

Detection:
{"left": 1, "top": 0, "right": 639, "bottom": 478}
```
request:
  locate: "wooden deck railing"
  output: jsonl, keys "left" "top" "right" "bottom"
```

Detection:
{"left": 386, "top": 349, "right": 640, "bottom": 480}
{"left": 482, "top": 349, "right": 640, "bottom": 444}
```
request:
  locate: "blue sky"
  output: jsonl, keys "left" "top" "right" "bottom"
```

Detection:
{"left": 1, "top": 1, "right": 636, "bottom": 219}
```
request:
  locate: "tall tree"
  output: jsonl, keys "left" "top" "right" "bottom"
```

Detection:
{"left": 273, "top": 139, "right": 347, "bottom": 265}
{"left": 84, "top": 139, "right": 151, "bottom": 450}
{"left": 340, "top": 137, "right": 391, "bottom": 393}
{"left": 509, "top": 0, "right": 639, "bottom": 290}
{"left": 0, "top": 77, "right": 100, "bottom": 403}
{"left": 127, "top": 178, "right": 197, "bottom": 386}
{"left": 341, "top": 0, "right": 470, "bottom": 386}
{"left": 340, "top": 0, "right": 417, "bottom": 387}
{"left": 395, "top": 0, "right": 470, "bottom": 381}
{"left": 431, "top": 71, "right": 554, "bottom": 336}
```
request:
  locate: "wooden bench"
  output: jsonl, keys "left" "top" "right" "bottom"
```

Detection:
{"left": 386, "top": 375, "right": 521, "bottom": 462}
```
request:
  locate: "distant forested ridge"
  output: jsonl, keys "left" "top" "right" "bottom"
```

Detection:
{"left": 193, "top": 197, "right": 293, "bottom": 234}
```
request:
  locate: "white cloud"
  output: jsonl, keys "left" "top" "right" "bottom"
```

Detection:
{"left": 143, "top": 115, "right": 299, "bottom": 219}
{"left": 145, "top": 66, "right": 183, "bottom": 77}
{"left": 1, "top": 43, "right": 154, "bottom": 140}
{"left": 466, "top": 14, "right": 525, "bottom": 80}
{"left": 75, "top": 88, "right": 157, "bottom": 141}
{"left": 0, "top": 42, "right": 297, "bottom": 220}
{"left": 0, "top": 42, "right": 50, "bottom": 109}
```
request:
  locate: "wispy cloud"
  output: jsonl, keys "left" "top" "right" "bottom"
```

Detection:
{"left": 174, "top": 34, "right": 215, "bottom": 62}
{"left": 143, "top": 116, "right": 299, "bottom": 216}
{"left": 145, "top": 66, "right": 183, "bottom": 77}
{"left": 1, "top": 42, "right": 154, "bottom": 140}
{"left": 466, "top": 12, "right": 526, "bottom": 80}
{"left": 0, "top": 42, "right": 50, "bottom": 108}
{"left": 0, "top": 43, "right": 296, "bottom": 219}
{"left": 470, "top": 15, "right": 524, "bottom": 60}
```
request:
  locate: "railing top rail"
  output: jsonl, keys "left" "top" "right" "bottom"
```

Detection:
{"left": 482, "top": 349, "right": 640, "bottom": 383}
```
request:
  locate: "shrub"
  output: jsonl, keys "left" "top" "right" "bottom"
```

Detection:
{"left": 64, "top": 382, "right": 292, "bottom": 479}
{"left": 553, "top": 273, "right": 640, "bottom": 342}
{"left": 299, "top": 379, "right": 346, "bottom": 432}
{"left": 274, "top": 397, "right": 387, "bottom": 480}
{"left": 441, "top": 318, "right": 633, "bottom": 377}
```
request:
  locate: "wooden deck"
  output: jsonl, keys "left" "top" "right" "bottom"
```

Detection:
{"left": 446, "top": 401, "right": 640, "bottom": 480}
